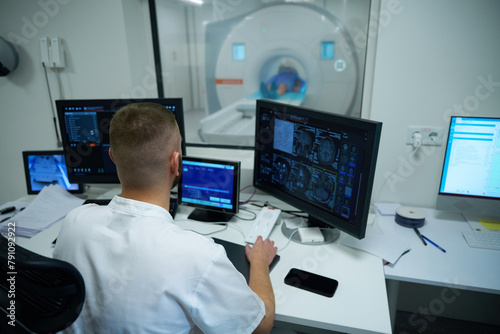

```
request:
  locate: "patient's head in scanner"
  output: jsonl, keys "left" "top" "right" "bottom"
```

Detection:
{"left": 260, "top": 59, "right": 305, "bottom": 99}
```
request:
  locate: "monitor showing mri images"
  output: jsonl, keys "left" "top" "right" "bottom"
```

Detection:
{"left": 254, "top": 100, "right": 382, "bottom": 240}
{"left": 255, "top": 103, "right": 366, "bottom": 221}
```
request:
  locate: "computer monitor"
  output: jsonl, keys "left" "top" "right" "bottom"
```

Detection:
{"left": 56, "top": 98, "right": 186, "bottom": 184}
{"left": 178, "top": 156, "right": 240, "bottom": 222}
{"left": 253, "top": 100, "right": 382, "bottom": 240}
{"left": 438, "top": 116, "right": 500, "bottom": 228}
{"left": 22, "top": 150, "right": 83, "bottom": 194}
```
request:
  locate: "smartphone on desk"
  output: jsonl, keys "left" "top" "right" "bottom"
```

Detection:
{"left": 284, "top": 268, "right": 338, "bottom": 298}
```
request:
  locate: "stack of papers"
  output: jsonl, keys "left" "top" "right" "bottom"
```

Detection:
{"left": 1, "top": 185, "right": 85, "bottom": 238}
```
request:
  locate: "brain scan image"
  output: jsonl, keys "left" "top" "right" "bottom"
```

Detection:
{"left": 294, "top": 128, "right": 315, "bottom": 160}
{"left": 310, "top": 169, "right": 336, "bottom": 208}
{"left": 272, "top": 158, "right": 290, "bottom": 185}
{"left": 290, "top": 163, "right": 311, "bottom": 195}
{"left": 318, "top": 137, "right": 338, "bottom": 165}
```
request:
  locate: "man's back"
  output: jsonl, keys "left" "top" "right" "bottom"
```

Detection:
{"left": 53, "top": 196, "right": 265, "bottom": 333}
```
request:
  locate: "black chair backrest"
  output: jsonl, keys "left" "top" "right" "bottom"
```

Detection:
{"left": 0, "top": 234, "right": 85, "bottom": 333}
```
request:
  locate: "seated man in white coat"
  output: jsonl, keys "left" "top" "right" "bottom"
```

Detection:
{"left": 53, "top": 102, "right": 277, "bottom": 334}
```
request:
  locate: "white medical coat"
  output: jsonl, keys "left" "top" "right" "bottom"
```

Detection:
{"left": 53, "top": 195, "right": 265, "bottom": 334}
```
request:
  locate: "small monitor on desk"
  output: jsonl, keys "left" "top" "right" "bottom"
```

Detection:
{"left": 178, "top": 156, "right": 240, "bottom": 222}
{"left": 438, "top": 116, "right": 500, "bottom": 226}
{"left": 253, "top": 100, "right": 382, "bottom": 240}
{"left": 22, "top": 150, "right": 83, "bottom": 194}
{"left": 56, "top": 98, "right": 186, "bottom": 184}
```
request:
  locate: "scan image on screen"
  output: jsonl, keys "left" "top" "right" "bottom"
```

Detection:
{"left": 254, "top": 100, "right": 382, "bottom": 239}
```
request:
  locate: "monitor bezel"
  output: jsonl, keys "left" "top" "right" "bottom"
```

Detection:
{"left": 253, "top": 100, "right": 382, "bottom": 239}
{"left": 22, "top": 150, "right": 84, "bottom": 194}
{"left": 438, "top": 116, "right": 500, "bottom": 201}
{"left": 178, "top": 156, "right": 241, "bottom": 216}
{"left": 56, "top": 98, "right": 186, "bottom": 184}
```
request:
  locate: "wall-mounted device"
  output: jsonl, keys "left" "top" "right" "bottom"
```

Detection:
{"left": 0, "top": 37, "right": 19, "bottom": 76}
{"left": 406, "top": 126, "right": 443, "bottom": 146}
{"left": 40, "top": 37, "right": 65, "bottom": 68}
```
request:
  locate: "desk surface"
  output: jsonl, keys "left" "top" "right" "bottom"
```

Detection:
{"left": 380, "top": 209, "right": 500, "bottom": 295}
{"left": 12, "top": 194, "right": 392, "bottom": 334}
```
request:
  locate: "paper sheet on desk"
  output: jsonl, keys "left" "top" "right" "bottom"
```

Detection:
{"left": 0, "top": 185, "right": 85, "bottom": 238}
{"left": 340, "top": 223, "right": 411, "bottom": 264}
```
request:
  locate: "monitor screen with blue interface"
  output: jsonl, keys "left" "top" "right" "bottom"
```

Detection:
{"left": 179, "top": 157, "right": 240, "bottom": 222}
{"left": 22, "top": 150, "right": 83, "bottom": 194}
{"left": 253, "top": 100, "right": 382, "bottom": 239}
{"left": 439, "top": 116, "right": 500, "bottom": 200}
{"left": 56, "top": 98, "right": 186, "bottom": 184}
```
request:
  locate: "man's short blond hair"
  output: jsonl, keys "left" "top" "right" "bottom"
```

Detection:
{"left": 109, "top": 102, "right": 180, "bottom": 189}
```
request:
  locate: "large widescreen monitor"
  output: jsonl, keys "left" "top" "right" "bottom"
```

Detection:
{"left": 438, "top": 116, "right": 500, "bottom": 224}
{"left": 178, "top": 156, "right": 240, "bottom": 222}
{"left": 57, "top": 98, "right": 186, "bottom": 184}
{"left": 253, "top": 100, "right": 382, "bottom": 240}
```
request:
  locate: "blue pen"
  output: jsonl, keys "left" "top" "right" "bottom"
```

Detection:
{"left": 421, "top": 235, "right": 446, "bottom": 253}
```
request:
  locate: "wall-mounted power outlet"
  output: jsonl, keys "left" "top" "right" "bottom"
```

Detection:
{"left": 40, "top": 37, "right": 65, "bottom": 69}
{"left": 40, "top": 37, "right": 51, "bottom": 66}
{"left": 406, "top": 126, "right": 443, "bottom": 146}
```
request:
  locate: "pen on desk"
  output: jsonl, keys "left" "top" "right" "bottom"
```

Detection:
{"left": 421, "top": 235, "right": 446, "bottom": 253}
{"left": 413, "top": 227, "right": 427, "bottom": 245}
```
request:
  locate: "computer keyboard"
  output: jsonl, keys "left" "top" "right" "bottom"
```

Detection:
{"left": 169, "top": 199, "right": 178, "bottom": 218}
{"left": 84, "top": 199, "right": 111, "bottom": 206}
{"left": 462, "top": 230, "right": 500, "bottom": 250}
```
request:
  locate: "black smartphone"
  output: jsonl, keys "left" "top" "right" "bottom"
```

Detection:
{"left": 284, "top": 268, "right": 339, "bottom": 298}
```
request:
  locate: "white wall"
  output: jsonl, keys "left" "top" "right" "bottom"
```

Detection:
{"left": 1, "top": 0, "right": 499, "bottom": 211}
{"left": 370, "top": 0, "right": 500, "bottom": 208}
{"left": 0, "top": 0, "right": 155, "bottom": 204}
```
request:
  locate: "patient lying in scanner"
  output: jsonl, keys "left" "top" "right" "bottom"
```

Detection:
{"left": 260, "top": 61, "right": 305, "bottom": 99}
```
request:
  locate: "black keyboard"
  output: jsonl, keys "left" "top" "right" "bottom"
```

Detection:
{"left": 83, "top": 198, "right": 178, "bottom": 218}
{"left": 83, "top": 199, "right": 111, "bottom": 206}
{"left": 169, "top": 199, "right": 178, "bottom": 218}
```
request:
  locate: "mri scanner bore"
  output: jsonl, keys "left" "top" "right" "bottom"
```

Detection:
{"left": 200, "top": 3, "right": 362, "bottom": 146}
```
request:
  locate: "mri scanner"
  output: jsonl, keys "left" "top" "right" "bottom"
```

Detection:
{"left": 200, "top": 3, "right": 360, "bottom": 146}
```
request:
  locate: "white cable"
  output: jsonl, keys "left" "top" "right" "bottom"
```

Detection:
{"left": 412, "top": 132, "right": 422, "bottom": 150}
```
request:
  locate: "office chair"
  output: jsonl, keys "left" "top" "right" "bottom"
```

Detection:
{"left": 0, "top": 234, "right": 85, "bottom": 333}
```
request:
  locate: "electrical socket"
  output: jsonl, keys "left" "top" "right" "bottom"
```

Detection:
{"left": 406, "top": 126, "right": 443, "bottom": 146}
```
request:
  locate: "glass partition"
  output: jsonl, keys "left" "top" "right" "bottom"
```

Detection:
{"left": 152, "top": 0, "right": 372, "bottom": 148}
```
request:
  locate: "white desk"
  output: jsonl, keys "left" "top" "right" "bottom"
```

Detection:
{"left": 377, "top": 208, "right": 500, "bottom": 328}
{"left": 380, "top": 209, "right": 500, "bottom": 294}
{"left": 10, "top": 194, "right": 392, "bottom": 334}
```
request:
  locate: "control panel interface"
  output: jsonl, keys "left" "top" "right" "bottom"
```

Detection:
{"left": 180, "top": 159, "right": 237, "bottom": 211}
{"left": 63, "top": 109, "right": 115, "bottom": 177}
{"left": 255, "top": 107, "right": 371, "bottom": 224}
{"left": 56, "top": 98, "right": 185, "bottom": 184}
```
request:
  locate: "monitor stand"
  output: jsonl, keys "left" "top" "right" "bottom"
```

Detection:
{"left": 188, "top": 209, "right": 234, "bottom": 223}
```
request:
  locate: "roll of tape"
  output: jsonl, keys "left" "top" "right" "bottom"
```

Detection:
{"left": 395, "top": 207, "right": 426, "bottom": 228}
